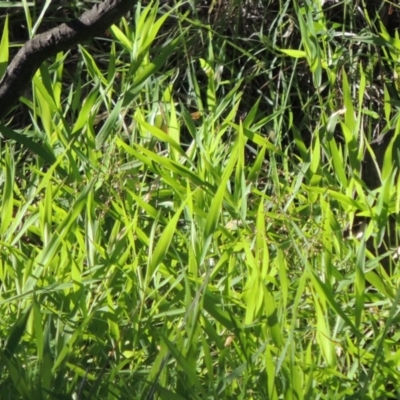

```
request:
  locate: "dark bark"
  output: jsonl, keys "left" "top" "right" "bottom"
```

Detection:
{"left": 0, "top": 0, "right": 133, "bottom": 120}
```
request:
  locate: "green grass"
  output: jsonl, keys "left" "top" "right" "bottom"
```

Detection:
{"left": 1, "top": 0, "right": 400, "bottom": 398}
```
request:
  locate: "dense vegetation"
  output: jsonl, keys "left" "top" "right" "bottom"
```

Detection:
{"left": 1, "top": 0, "right": 400, "bottom": 398}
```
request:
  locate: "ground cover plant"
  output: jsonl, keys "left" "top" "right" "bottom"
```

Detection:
{"left": 1, "top": 0, "right": 400, "bottom": 398}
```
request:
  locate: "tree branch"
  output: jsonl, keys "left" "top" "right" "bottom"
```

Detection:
{"left": 0, "top": 0, "right": 133, "bottom": 119}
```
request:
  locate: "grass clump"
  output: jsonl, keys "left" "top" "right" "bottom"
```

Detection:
{"left": 1, "top": 0, "right": 400, "bottom": 398}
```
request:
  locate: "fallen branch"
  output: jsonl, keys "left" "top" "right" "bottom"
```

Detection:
{"left": 0, "top": 0, "right": 133, "bottom": 119}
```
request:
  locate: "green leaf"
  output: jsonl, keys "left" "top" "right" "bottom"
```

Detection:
{"left": 130, "top": 35, "right": 182, "bottom": 92}
{"left": 0, "top": 13, "right": 8, "bottom": 78}
{"left": 109, "top": 23, "right": 133, "bottom": 52}
{"left": 3, "top": 304, "right": 32, "bottom": 360}
{"left": 203, "top": 139, "right": 239, "bottom": 241}
{"left": 279, "top": 49, "right": 307, "bottom": 58}
{"left": 160, "top": 332, "right": 203, "bottom": 393}
{"left": 355, "top": 237, "right": 366, "bottom": 328}
{"left": 0, "top": 148, "right": 14, "bottom": 235}
{"left": 25, "top": 180, "right": 95, "bottom": 292}
{"left": 147, "top": 200, "right": 187, "bottom": 284}
{"left": 0, "top": 123, "right": 57, "bottom": 165}
{"left": 79, "top": 45, "right": 108, "bottom": 86}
